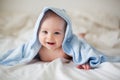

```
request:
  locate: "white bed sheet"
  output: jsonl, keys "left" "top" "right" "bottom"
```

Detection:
{"left": 0, "top": 59, "right": 120, "bottom": 80}
{"left": 0, "top": 12, "right": 120, "bottom": 80}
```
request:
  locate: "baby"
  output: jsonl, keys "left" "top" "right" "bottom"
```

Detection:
{"left": 1, "top": 7, "right": 119, "bottom": 69}
{"left": 37, "top": 10, "right": 90, "bottom": 70}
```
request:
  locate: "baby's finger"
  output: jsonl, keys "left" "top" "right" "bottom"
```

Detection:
{"left": 85, "top": 64, "right": 91, "bottom": 70}
{"left": 76, "top": 65, "right": 83, "bottom": 69}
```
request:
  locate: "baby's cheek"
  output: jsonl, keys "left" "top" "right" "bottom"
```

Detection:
{"left": 60, "top": 38, "right": 64, "bottom": 43}
{"left": 39, "top": 35, "right": 44, "bottom": 41}
{"left": 39, "top": 38, "right": 44, "bottom": 45}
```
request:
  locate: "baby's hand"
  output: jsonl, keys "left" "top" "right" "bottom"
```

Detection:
{"left": 76, "top": 63, "right": 91, "bottom": 70}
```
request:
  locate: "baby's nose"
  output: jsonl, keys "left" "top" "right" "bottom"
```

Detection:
{"left": 47, "top": 34, "right": 53, "bottom": 40}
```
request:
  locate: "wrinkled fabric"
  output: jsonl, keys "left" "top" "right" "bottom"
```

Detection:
{"left": 0, "top": 7, "right": 120, "bottom": 67}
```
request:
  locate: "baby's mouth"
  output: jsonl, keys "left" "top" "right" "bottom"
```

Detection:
{"left": 47, "top": 42, "right": 55, "bottom": 45}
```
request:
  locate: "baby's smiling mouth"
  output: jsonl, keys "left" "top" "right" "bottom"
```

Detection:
{"left": 47, "top": 42, "right": 55, "bottom": 45}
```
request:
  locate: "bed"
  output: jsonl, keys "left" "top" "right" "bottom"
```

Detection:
{"left": 0, "top": 8, "right": 120, "bottom": 80}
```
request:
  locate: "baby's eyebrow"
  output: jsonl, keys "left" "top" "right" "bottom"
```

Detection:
{"left": 40, "top": 28, "right": 47, "bottom": 31}
{"left": 55, "top": 30, "right": 64, "bottom": 32}
{"left": 40, "top": 28, "right": 64, "bottom": 32}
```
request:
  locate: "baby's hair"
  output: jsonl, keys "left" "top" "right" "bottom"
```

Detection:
{"left": 39, "top": 10, "right": 67, "bottom": 32}
{"left": 42, "top": 10, "right": 67, "bottom": 25}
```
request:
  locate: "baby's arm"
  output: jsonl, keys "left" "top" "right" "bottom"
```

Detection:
{"left": 77, "top": 33, "right": 91, "bottom": 70}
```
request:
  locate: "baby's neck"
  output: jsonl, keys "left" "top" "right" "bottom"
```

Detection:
{"left": 38, "top": 46, "right": 67, "bottom": 62}
{"left": 40, "top": 46, "right": 63, "bottom": 53}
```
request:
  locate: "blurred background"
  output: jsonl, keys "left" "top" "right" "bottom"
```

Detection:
{"left": 0, "top": 0, "right": 120, "bottom": 16}
{"left": 0, "top": 0, "right": 120, "bottom": 54}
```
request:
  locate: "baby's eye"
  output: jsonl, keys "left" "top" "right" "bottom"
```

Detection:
{"left": 54, "top": 32, "right": 60, "bottom": 35}
{"left": 42, "top": 31, "right": 48, "bottom": 34}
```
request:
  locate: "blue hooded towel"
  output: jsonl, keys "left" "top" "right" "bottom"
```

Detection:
{"left": 0, "top": 7, "right": 120, "bottom": 67}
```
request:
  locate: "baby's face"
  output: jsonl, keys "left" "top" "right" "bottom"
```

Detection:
{"left": 38, "top": 15, "right": 66, "bottom": 50}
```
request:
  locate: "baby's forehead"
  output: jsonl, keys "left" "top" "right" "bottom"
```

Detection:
{"left": 38, "top": 10, "right": 67, "bottom": 32}
{"left": 43, "top": 10, "right": 66, "bottom": 22}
